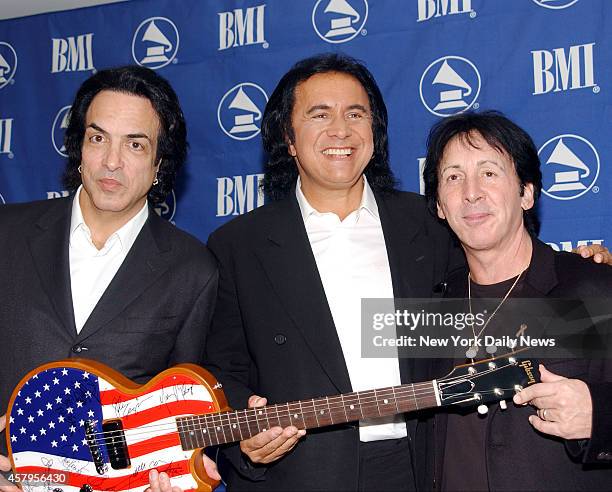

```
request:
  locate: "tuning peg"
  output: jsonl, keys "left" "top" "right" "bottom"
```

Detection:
{"left": 477, "top": 404, "right": 488, "bottom": 415}
{"left": 499, "top": 400, "right": 507, "bottom": 411}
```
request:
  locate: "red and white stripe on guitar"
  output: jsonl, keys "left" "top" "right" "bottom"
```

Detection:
{"left": 7, "top": 359, "right": 228, "bottom": 492}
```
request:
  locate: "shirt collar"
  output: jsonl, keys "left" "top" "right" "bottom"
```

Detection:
{"left": 70, "top": 185, "right": 149, "bottom": 251}
{"left": 295, "top": 175, "right": 380, "bottom": 223}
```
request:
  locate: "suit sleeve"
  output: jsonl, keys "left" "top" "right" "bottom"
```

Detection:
{"left": 168, "top": 263, "right": 219, "bottom": 367}
{"left": 203, "top": 231, "right": 267, "bottom": 481}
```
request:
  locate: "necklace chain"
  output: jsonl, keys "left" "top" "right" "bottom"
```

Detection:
{"left": 466, "top": 269, "right": 525, "bottom": 361}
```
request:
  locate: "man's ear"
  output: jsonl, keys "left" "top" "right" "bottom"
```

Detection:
{"left": 288, "top": 141, "right": 297, "bottom": 157}
{"left": 437, "top": 201, "right": 446, "bottom": 220}
{"left": 520, "top": 182, "right": 535, "bottom": 211}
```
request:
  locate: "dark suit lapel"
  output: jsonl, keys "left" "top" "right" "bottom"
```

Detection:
{"left": 78, "top": 211, "right": 171, "bottom": 341}
{"left": 251, "top": 197, "right": 353, "bottom": 394}
{"left": 28, "top": 198, "right": 77, "bottom": 336}
{"left": 377, "top": 193, "right": 433, "bottom": 385}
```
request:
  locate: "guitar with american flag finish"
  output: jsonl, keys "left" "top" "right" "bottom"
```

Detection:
{"left": 6, "top": 356, "right": 539, "bottom": 491}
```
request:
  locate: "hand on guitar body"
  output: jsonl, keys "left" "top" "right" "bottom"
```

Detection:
{"left": 147, "top": 460, "right": 221, "bottom": 492}
{"left": 0, "top": 415, "right": 19, "bottom": 492}
{"left": 239, "top": 395, "right": 306, "bottom": 464}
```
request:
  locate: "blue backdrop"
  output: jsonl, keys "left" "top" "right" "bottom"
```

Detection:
{"left": 0, "top": 0, "right": 609, "bottom": 253}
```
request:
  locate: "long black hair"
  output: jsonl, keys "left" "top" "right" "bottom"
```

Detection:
{"left": 63, "top": 65, "right": 187, "bottom": 204}
{"left": 261, "top": 53, "right": 397, "bottom": 201}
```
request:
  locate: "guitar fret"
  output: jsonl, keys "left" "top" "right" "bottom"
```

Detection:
{"left": 391, "top": 386, "right": 399, "bottom": 413}
{"left": 225, "top": 412, "right": 235, "bottom": 443}
{"left": 326, "top": 396, "right": 333, "bottom": 424}
{"left": 312, "top": 398, "right": 320, "bottom": 427}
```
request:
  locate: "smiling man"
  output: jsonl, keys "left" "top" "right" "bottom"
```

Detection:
{"left": 202, "top": 53, "right": 460, "bottom": 491}
{"left": 420, "top": 111, "right": 612, "bottom": 490}
{"left": 0, "top": 66, "right": 219, "bottom": 490}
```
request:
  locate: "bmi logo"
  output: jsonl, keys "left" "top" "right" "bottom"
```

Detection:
{"left": 219, "top": 4, "right": 267, "bottom": 51}
{"left": 312, "top": 0, "right": 368, "bottom": 44}
{"left": 0, "top": 118, "right": 13, "bottom": 158}
{"left": 217, "top": 174, "right": 265, "bottom": 217}
{"left": 217, "top": 83, "right": 268, "bottom": 141}
{"left": 47, "top": 190, "right": 70, "bottom": 199}
{"left": 52, "top": 105, "right": 71, "bottom": 157}
{"left": 532, "top": 0, "right": 579, "bottom": 9}
{"left": 532, "top": 43, "right": 596, "bottom": 95}
{"left": 0, "top": 42, "right": 17, "bottom": 89}
{"left": 51, "top": 33, "right": 94, "bottom": 73}
{"left": 417, "top": 0, "right": 474, "bottom": 22}
{"left": 132, "top": 17, "right": 179, "bottom": 70}
{"left": 547, "top": 239, "right": 603, "bottom": 252}
{"left": 420, "top": 56, "right": 481, "bottom": 117}
{"left": 153, "top": 189, "right": 177, "bottom": 223}
{"left": 538, "top": 134, "right": 599, "bottom": 200}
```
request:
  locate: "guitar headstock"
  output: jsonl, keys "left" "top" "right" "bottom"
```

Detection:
{"left": 436, "top": 356, "right": 540, "bottom": 412}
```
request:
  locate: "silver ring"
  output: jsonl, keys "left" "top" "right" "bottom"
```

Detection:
{"left": 541, "top": 408, "right": 548, "bottom": 421}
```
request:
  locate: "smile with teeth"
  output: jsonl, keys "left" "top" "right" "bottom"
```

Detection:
{"left": 322, "top": 147, "right": 353, "bottom": 156}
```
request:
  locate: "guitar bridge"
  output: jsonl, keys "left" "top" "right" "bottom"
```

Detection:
{"left": 84, "top": 420, "right": 107, "bottom": 475}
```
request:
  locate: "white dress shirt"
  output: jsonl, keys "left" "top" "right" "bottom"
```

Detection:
{"left": 296, "top": 177, "right": 407, "bottom": 442}
{"left": 69, "top": 186, "right": 148, "bottom": 334}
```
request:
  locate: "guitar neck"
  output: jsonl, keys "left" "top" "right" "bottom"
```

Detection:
{"left": 175, "top": 381, "right": 439, "bottom": 450}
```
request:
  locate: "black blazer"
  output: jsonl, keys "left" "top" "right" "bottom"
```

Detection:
{"left": 417, "top": 239, "right": 612, "bottom": 491}
{"left": 204, "top": 190, "right": 460, "bottom": 491}
{"left": 0, "top": 197, "right": 218, "bottom": 456}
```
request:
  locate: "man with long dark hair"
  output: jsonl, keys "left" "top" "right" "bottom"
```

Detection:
{"left": 202, "top": 53, "right": 459, "bottom": 491}
{"left": 0, "top": 66, "right": 219, "bottom": 490}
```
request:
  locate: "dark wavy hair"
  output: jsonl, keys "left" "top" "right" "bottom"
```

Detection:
{"left": 261, "top": 53, "right": 397, "bottom": 201}
{"left": 423, "top": 110, "right": 542, "bottom": 236}
{"left": 62, "top": 65, "right": 187, "bottom": 204}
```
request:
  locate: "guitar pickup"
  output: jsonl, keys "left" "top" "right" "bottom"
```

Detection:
{"left": 102, "top": 420, "right": 131, "bottom": 470}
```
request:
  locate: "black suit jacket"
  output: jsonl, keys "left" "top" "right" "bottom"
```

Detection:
{"left": 204, "top": 190, "right": 461, "bottom": 491}
{"left": 0, "top": 197, "right": 218, "bottom": 457}
{"left": 417, "top": 239, "right": 612, "bottom": 491}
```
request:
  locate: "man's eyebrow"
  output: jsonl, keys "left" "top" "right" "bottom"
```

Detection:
{"left": 440, "top": 163, "right": 461, "bottom": 174}
{"left": 86, "top": 123, "right": 151, "bottom": 141}
{"left": 86, "top": 123, "right": 107, "bottom": 134}
{"left": 346, "top": 104, "right": 369, "bottom": 112}
{"left": 305, "top": 104, "right": 332, "bottom": 114}
{"left": 305, "top": 103, "right": 370, "bottom": 114}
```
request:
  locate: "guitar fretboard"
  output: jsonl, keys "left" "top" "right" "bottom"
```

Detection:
{"left": 175, "top": 382, "right": 438, "bottom": 450}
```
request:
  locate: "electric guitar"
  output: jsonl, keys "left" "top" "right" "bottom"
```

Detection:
{"left": 6, "top": 356, "right": 539, "bottom": 492}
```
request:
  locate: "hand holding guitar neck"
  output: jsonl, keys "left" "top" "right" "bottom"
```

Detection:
{"left": 239, "top": 395, "right": 306, "bottom": 464}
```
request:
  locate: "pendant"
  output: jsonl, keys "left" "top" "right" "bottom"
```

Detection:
{"left": 465, "top": 345, "right": 478, "bottom": 359}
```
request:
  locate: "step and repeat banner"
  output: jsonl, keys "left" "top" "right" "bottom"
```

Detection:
{"left": 0, "top": 0, "right": 609, "bottom": 250}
